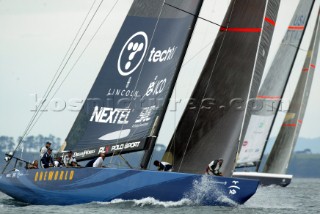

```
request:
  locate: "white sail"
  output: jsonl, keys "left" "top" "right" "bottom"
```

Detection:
{"left": 264, "top": 8, "right": 320, "bottom": 174}
{"left": 237, "top": 0, "right": 316, "bottom": 167}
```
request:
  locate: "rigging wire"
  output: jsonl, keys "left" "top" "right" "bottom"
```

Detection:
{"left": 40, "top": 0, "right": 99, "bottom": 111}
{"left": 164, "top": 2, "right": 221, "bottom": 27}
{"left": 19, "top": 0, "right": 99, "bottom": 150}
{"left": 23, "top": 0, "right": 105, "bottom": 145}
{"left": 28, "top": 0, "right": 120, "bottom": 137}
{"left": 21, "top": 0, "right": 100, "bottom": 149}
{"left": 2, "top": 0, "right": 105, "bottom": 173}
{"left": 28, "top": 0, "right": 120, "bottom": 168}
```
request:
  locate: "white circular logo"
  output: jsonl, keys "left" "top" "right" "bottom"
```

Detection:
{"left": 117, "top": 31, "right": 148, "bottom": 76}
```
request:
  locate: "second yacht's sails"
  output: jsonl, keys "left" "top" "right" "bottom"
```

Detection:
{"left": 237, "top": 0, "right": 315, "bottom": 168}
{"left": 62, "top": 0, "right": 203, "bottom": 161}
{"left": 164, "top": 0, "right": 280, "bottom": 176}
{"left": 264, "top": 10, "right": 320, "bottom": 174}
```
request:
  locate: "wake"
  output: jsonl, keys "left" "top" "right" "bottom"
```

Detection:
{"left": 96, "top": 176, "right": 238, "bottom": 207}
{"left": 96, "top": 197, "right": 193, "bottom": 207}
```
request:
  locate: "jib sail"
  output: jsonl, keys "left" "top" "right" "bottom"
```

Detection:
{"left": 164, "top": 0, "right": 280, "bottom": 176}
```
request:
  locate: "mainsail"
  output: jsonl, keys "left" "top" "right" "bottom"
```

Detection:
{"left": 164, "top": 0, "right": 280, "bottom": 176}
{"left": 62, "top": 0, "right": 203, "bottom": 161}
{"left": 237, "top": 0, "right": 315, "bottom": 168}
{"left": 263, "top": 10, "right": 320, "bottom": 174}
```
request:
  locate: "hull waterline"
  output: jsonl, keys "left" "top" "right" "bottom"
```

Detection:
{"left": 0, "top": 168, "right": 259, "bottom": 206}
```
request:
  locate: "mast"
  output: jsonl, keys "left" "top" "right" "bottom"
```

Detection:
{"left": 263, "top": 9, "right": 320, "bottom": 174}
{"left": 61, "top": 0, "right": 204, "bottom": 162}
{"left": 164, "top": 0, "right": 280, "bottom": 177}
{"left": 139, "top": 0, "right": 204, "bottom": 169}
{"left": 236, "top": 0, "right": 315, "bottom": 170}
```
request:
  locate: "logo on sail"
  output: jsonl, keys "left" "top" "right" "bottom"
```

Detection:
{"left": 144, "top": 76, "right": 166, "bottom": 96}
{"left": 117, "top": 31, "right": 178, "bottom": 77}
{"left": 111, "top": 141, "right": 141, "bottom": 152}
{"left": 118, "top": 31, "right": 148, "bottom": 76}
{"left": 73, "top": 149, "right": 96, "bottom": 158}
{"left": 132, "top": 105, "right": 156, "bottom": 128}
{"left": 90, "top": 106, "right": 130, "bottom": 124}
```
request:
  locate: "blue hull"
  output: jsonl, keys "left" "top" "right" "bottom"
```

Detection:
{"left": 0, "top": 168, "right": 258, "bottom": 206}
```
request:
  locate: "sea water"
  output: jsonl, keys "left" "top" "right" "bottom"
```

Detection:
{"left": 0, "top": 178, "right": 319, "bottom": 214}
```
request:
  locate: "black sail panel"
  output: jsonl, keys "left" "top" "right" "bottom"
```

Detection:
{"left": 263, "top": 11, "right": 320, "bottom": 174}
{"left": 62, "top": 0, "right": 203, "bottom": 161}
{"left": 237, "top": 0, "right": 315, "bottom": 168}
{"left": 165, "top": 0, "right": 280, "bottom": 176}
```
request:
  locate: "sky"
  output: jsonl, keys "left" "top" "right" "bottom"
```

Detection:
{"left": 1, "top": 0, "right": 320, "bottom": 144}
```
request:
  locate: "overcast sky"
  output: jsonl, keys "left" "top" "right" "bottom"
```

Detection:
{"left": 1, "top": 0, "right": 320, "bottom": 144}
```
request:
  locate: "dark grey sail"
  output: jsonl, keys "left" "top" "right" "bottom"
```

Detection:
{"left": 237, "top": 0, "right": 315, "bottom": 169}
{"left": 164, "top": 0, "right": 280, "bottom": 176}
{"left": 62, "top": 0, "right": 203, "bottom": 161}
{"left": 263, "top": 10, "right": 320, "bottom": 174}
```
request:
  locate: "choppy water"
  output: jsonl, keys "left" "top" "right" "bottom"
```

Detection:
{"left": 0, "top": 178, "right": 319, "bottom": 214}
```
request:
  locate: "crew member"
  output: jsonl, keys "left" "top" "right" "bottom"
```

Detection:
{"left": 93, "top": 152, "right": 106, "bottom": 168}
{"left": 153, "top": 160, "right": 172, "bottom": 171}
{"left": 63, "top": 151, "right": 79, "bottom": 167}
{"left": 41, "top": 148, "right": 54, "bottom": 168}
{"left": 40, "top": 141, "right": 51, "bottom": 159}
{"left": 205, "top": 158, "right": 223, "bottom": 176}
